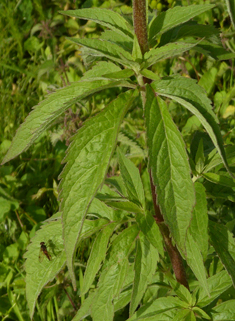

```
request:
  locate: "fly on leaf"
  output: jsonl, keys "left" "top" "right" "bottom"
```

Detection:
{"left": 39, "top": 242, "right": 52, "bottom": 262}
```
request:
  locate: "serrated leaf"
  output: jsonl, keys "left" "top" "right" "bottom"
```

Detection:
{"left": 117, "top": 147, "right": 145, "bottom": 208}
{"left": 68, "top": 38, "right": 137, "bottom": 68}
{"left": 151, "top": 75, "right": 218, "bottom": 123}
{"left": 72, "top": 291, "right": 96, "bottom": 321}
{"left": 82, "top": 61, "right": 121, "bottom": 79}
{"left": 130, "top": 233, "right": 159, "bottom": 315}
{"left": 210, "top": 299, "right": 235, "bottom": 320}
{"left": 195, "top": 270, "right": 232, "bottom": 308}
{"left": 100, "top": 29, "right": 133, "bottom": 52}
{"left": 135, "top": 211, "right": 164, "bottom": 257}
{"left": 59, "top": 90, "right": 137, "bottom": 289}
{"left": 128, "top": 297, "right": 188, "bottom": 320}
{"left": 145, "top": 86, "right": 195, "bottom": 251}
{"left": 192, "top": 307, "right": 210, "bottom": 320}
{"left": 24, "top": 218, "right": 66, "bottom": 318}
{"left": 144, "top": 42, "right": 197, "bottom": 68}
{"left": 159, "top": 22, "right": 220, "bottom": 47}
{"left": 209, "top": 221, "right": 235, "bottom": 287}
{"left": 189, "top": 182, "right": 208, "bottom": 260}
{"left": 81, "top": 222, "right": 118, "bottom": 295}
{"left": 88, "top": 198, "right": 115, "bottom": 220}
{"left": 185, "top": 232, "right": 209, "bottom": 295}
{"left": 2, "top": 79, "right": 132, "bottom": 165}
{"left": 61, "top": 8, "right": 133, "bottom": 39}
{"left": 165, "top": 273, "right": 192, "bottom": 304}
{"left": 149, "top": 4, "right": 215, "bottom": 43}
{"left": 151, "top": 87, "right": 232, "bottom": 178}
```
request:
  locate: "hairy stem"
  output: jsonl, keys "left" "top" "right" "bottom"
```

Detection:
{"left": 132, "top": 0, "right": 189, "bottom": 289}
{"left": 133, "top": 0, "right": 149, "bottom": 55}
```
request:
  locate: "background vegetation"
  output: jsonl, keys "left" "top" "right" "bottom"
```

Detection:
{"left": 0, "top": 0, "right": 235, "bottom": 320}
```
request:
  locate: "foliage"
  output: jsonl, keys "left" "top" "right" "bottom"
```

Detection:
{"left": 1, "top": 0, "right": 235, "bottom": 320}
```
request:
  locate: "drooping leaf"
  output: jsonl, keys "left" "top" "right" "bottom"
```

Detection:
{"left": 130, "top": 233, "right": 159, "bottom": 316}
{"left": 148, "top": 4, "right": 214, "bottom": 43}
{"left": 189, "top": 182, "right": 208, "bottom": 260}
{"left": 195, "top": 270, "right": 233, "bottom": 308}
{"left": 117, "top": 147, "right": 145, "bottom": 208}
{"left": 61, "top": 8, "right": 134, "bottom": 39}
{"left": 195, "top": 41, "right": 235, "bottom": 60}
{"left": 128, "top": 296, "right": 188, "bottom": 321}
{"left": 151, "top": 83, "right": 232, "bottom": 177}
{"left": 145, "top": 85, "right": 195, "bottom": 251}
{"left": 81, "top": 222, "right": 118, "bottom": 295}
{"left": 59, "top": 90, "right": 137, "bottom": 288}
{"left": 185, "top": 232, "right": 209, "bottom": 295}
{"left": 2, "top": 79, "right": 133, "bottom": 165}
{"left": 209, "top": 221, "right": 235, "bottom": 287}
{"left": 68, "top": 38, "right": 138, "bottom": 69}
{"left": 24, "top": 217, "right": 66, "bottom": 318}
{"left": 144, "top": 42, "right": 197, "bottom": 68}
{"left": 91, "top": 225, "right": 139, "bottom": 320}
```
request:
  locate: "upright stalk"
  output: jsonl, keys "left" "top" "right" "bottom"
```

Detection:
{"left": 133, "top": 0, "right": 189, "bottom": 289}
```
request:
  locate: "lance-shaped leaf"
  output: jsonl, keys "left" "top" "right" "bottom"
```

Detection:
{"left": 81, "top": 222, "right": 118, "bottom": 295}
{"left": 117, "top": 147, "right": 145, "bottom": 208}
{"left": 145, "top": 85, "right": 195, "bottom": 251}
{"left": 2, "top": 78, "right": 133, "bottom": 165}
{"left": 61, "top": 8, "right": 133, "bottom": 39}
{"left": 209, "top": 221, "right": 235, "bottom": 287}
{"left": 151, "top": 77, "right": 232, "bottom": 177}
{"left": 209, "top": 299, "right": 235, "bottom": 320}
{"left": 143, "top": 42, "right": 197, "bottom": 68}
{"left": 189, "top": 182, "right": 208, "bottom": 260}
{"left": 59, "top": 90, "right": 137, "bottom": 289}
{"left": 68, "top": 38, "right": 137, "bottom": 69}
{"left": 130, "top": 233, "right": 159, "bottom": 316}
{"left": 149, "top": 4, "right": 214, "bottom": 43}
{"left": 91, "top": 225, "right": 139, "bottom": 321}
{"left": 24, "top": 217, "right": 66, "bottom": 319}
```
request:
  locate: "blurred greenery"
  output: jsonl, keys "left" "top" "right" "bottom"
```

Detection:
{"left": 0, "top": 0, "right": 235, "bottom": 320}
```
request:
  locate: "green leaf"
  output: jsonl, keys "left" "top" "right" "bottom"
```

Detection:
{"left": 59, "top": 90, "right": 137, "bottom": 289}
{"left": 68, "top": 38, "right": 137, "bottom": 68}
{"left": 209, "top": 221, "right": 235, "bottom": 287}
{"left": 189, "top": 182, "right": 208, "bottom": 260}
{"left": 144, "top": 42, "right": 197, "bottom": 68}
{"left": 82, "top": 61, "right": 121, "bottom": 79}
{"left": 130, "top": 233, "right": 159, "bottom": 315}
{"left": 135, "top": 211, "right": 164, "bottom": 257}
{"left": 149, "top": 4, "right": 214, "bottom": 43}
{"left": 185, "top": 232, "right": 209, "bottom": 295}
{"left": 114, "top": 288, "right": 132, "bottom": 312}
{"left": 100, "top": 30, "right": 133, "bottom": 52}
{"left": 210, "top": 300, "right": 235, "bottom": 320}
{"left": 195, "top": 41, "right": 235, "bottom": 60}
{"left": 195, "top": 270, "right": 232, "bottom": 308}
{"left": 151, "top": 76, "right": 218, "bottom": 123}
{"left": 103, "top": 69, "right": 135, "bottom": 80}
{"left": 132, "top": 34, "right": 143, "bottom": 61}
{"left": 72, "top": 291, "right": 96, "bottom": 321}
{"left": 151, "top": 85, "right": 232, "bottom": 177}
{"left": 81, "top": 222, "right": 118, "bottom": 295}
{"left": 204, "top": 145, "right": 235, "bottom": 174}
{"left": 105, "top": 200, "right": 144, "bottom": 214}
{"left": 88, "top": 198, "right": 115, "bottom": 220}
{"left": 172, "top": 309, "right": 191, "bottom": 321}
{"left": 203, "top": 172, "right": 235, "bottom": 188}
{"left": 2, "top": 79, "right": 132, "bottom": 165}
{"left": 24, "top": 218, "right": 66, "bottom": 319}
{"left": 225, "top": 0, "right": 235, "bottom": 29}
{"left": 192, "top": 307, "right": 210, "bottom": 320}
{"left": 117, "top": 147, "right": 145, "bottom": 208}
{"left": 195, "top": 139, "right": 205, "bottom": 174}
{"left": 165, "top": 273, "right": 192, "bottom": 304}
{"left": 128, "top": 297, "right": 188, "bottom": 320}
{"left": 145, "top": 85, "right": 195, "bottom": 251}
{"left": 61, "top": 8, "right": 133, "bottom": 39}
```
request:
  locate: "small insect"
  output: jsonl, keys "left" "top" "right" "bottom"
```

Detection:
{"left": 39, "top": 242, "right": 52, "bottom": 262}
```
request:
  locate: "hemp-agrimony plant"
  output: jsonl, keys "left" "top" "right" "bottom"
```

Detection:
{"left": 2, "top": 1, "right": 235, "bottom": 320}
